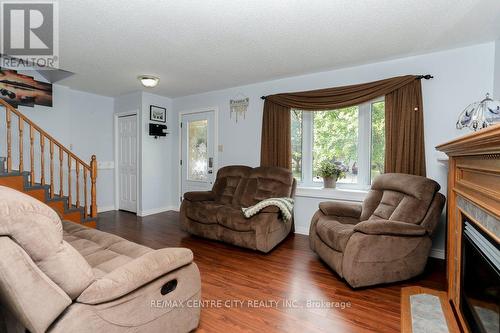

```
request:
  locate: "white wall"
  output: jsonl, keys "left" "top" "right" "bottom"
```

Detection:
{"left": 1, "top": 82, "right": 116, "bottom": 211}
{"left": 173, "top": 42, "right": 497, "bottom": 258}
{"left": 114, "top": 91, "right": 177, "bottom": 215}
{"left": 494, "top": 39, "right": 500, "bottom": 99}
{"left": 140, "top": 92, "right": 176, "bottom": 215}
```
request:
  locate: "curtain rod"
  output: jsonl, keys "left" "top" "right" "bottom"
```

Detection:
{"left": 260, "top": 74, "right": 434, "bottom": 100}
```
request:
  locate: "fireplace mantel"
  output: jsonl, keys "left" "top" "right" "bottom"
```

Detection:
{"left": 436, "top": 124, "right": 500, "bottom": 332}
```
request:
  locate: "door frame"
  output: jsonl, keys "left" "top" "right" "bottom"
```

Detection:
{"left": 114, "top": 110, "right": 140, "bottom": 214}
{"left": 178, "top": 107, "right": 219, "bottom": 205}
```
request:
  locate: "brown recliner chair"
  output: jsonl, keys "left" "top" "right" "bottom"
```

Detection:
{"left": 180, "top": 165, "right": 296, "bottom": 253}
{"left": 309, "top": 173, "right": 445, "bottom": 288}
{"left": 0, "top": 186, "right": 201, "bottom": 333}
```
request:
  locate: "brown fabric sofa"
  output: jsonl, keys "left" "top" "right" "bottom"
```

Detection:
{"left": 0, "top": 186, "right": 201, "bottom": 333}
{"left": 309, "top": 173, "right": 445, "bottom": 288}
{"left": 180, "top": 165, "right": 296, "bottom": 253}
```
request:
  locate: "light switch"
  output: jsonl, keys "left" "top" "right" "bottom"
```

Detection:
{"left": 218, "top": 145, "right": 223, "bottom": 152}
{"left": 97, "top": 161, "right": 115, "bottom": 169}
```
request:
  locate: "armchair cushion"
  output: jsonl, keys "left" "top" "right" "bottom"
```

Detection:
{"left": 183, "top": 191, "right": 215, "bottom": 202}
{"left": 0, "top": 186, "right": 94, "bottom": 300}
{"left": 186, "top": 201, "right": 223, "bottom": 224}
{"left": 217, "top": 206, "right": 256, "bottom": 232}
{"left": 353, "top": 220, "right": 427, "bottom": 236}
{"left": 319, "top": 201, "right": 362, "bottom": 219}
{"left": 316, "top": 217, "right": 355, "bottom": 252}
{"left": 260, "top": 205, "right": 280, "bottom": 213}
{"left": 77, "top": 248, "right": 194, "bottom": 305}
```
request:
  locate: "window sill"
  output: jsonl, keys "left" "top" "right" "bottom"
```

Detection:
{"left": 295, "top": 187, "right": 368, "bottom": 202}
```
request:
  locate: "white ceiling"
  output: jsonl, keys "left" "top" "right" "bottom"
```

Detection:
{"left": 58, "top": 0, "right": 500, "bottom": 98}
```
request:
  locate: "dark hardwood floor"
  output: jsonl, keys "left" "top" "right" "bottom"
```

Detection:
{"left": 98, "top": 210, "right": 445, "bottom": 333}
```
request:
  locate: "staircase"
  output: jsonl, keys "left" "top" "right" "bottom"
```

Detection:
{"left": 0, "top": 99, "right": 98, "bottom": 227}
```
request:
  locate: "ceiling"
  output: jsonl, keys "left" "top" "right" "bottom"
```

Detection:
{"left": 58, "top": 0, "right": 500, "bottom": 98}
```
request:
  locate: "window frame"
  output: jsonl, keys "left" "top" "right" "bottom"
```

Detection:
{"left": 293, "top": 96, "right": 385, "bottom": 190}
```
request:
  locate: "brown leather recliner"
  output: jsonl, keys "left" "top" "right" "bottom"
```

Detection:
{"left": 309, "top": 173, "right": 446, "bottom": 288}
{"left": 180, "top": 165, "right": 296, "bottom": 253}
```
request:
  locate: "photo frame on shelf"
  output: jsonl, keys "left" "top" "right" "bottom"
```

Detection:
{"left": 150, "top": 105, "right": 167, "bottom": 122}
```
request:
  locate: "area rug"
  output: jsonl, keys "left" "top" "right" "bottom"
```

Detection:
{"left": 401, "top": 286, "right": 459, "bottom": 333}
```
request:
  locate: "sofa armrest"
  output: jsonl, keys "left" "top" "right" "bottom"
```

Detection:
{"left": 353, "top": 220, "right": 427, "bottom": 236}
{"left": 260, "top": 205, "right": 280, "bottom": 213}
{"left": 319, "top": 201, "right": 362, "bottom": 218}
{"left": 77, "top": 248, "right": 193, "bottom": 305}
{"left": 184, "top": 191, "right": 215, "bottom": 202}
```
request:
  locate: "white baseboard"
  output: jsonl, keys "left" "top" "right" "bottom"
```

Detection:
{"left": 294, "top": 228, "right": 446, "bottom": 260}
{"left": 98, "top": 205, "right": 116, "bottom": 213}
{"left": 429, "top": 248, "right": 445, "bottom": 260}
{"left": 294, "top": 226, "right": 309, "bottom": 235}
{"left": 138, "top": 206, "right": 179, "bottom": 217}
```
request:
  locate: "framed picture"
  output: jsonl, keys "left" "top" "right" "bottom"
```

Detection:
{"left": 150, "top": 105, "right": 166, "bottom": 123}
{"left": 0, "top": 68, "right": 53, "bottom": 108}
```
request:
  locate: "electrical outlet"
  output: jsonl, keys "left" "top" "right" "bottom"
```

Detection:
{"left": 218, "top": 145, "right": 223, "bottom": 152}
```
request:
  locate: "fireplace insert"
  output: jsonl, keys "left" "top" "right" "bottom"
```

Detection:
{"left": 461, "top": 220, "right": 499, "bottom": 333}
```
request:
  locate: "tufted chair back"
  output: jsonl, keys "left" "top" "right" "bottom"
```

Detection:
{"left": 360, "top": 173, "right": 442, "bottom": 225}
{"left": 212, "top": 165, "right": 252, "bottom": 206}
{"left": 0, "top": 186, "right": 94, "bottom": 299}
{"left": 237, "top": 167, "right": 295, "bottom": 208}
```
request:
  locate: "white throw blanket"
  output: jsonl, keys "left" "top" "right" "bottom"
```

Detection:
{"left": 241, "top": 197, "right": 294, "bottom": 222}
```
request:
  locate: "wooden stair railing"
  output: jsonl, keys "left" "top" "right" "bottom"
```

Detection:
{"left": 0, "top": 99, "right": 98, "bottom": 219}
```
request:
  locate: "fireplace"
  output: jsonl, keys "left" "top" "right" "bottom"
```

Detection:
{"left": 461, "top": 220, "right": 500, "bottom": 333}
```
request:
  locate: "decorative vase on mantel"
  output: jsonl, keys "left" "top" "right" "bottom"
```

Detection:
{"left": 323, "top": 177, "right": 337, "bottom": 189}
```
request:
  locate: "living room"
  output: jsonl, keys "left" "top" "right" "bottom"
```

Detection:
{"left": 0, "top": 1, "right": 499, "bottom": 332}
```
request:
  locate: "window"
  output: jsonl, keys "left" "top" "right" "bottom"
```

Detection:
{"left": 291, "top": 98, "right": 385, "bottom": 189}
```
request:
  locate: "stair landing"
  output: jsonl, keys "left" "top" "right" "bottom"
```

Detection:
{"left": 0, "top": 171, "right": 97, "bottom": 228}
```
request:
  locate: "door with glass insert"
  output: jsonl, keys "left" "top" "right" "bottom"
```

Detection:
{"left": 181, "top": 111, "right": 215, "bottom": 199}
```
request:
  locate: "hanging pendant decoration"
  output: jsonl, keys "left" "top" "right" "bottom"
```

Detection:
{"left": 230, "top": 96, "right": 249, "bottom": 123}
{"left": 456, "top": 93, "right": 500, "bottom": 131}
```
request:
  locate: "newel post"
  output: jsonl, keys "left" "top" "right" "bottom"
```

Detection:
{"left": 90, "top": 155, "right": 98, "bottom": 218}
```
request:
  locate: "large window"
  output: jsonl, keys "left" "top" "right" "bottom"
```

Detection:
{"left": 291, "top": 98, "right": 385, "bottom": 189}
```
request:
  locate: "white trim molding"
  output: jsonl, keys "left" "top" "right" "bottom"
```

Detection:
{"left": 295, "top": 187, "right": 367, "bottom": 202}
{"left": 114, "top": 110, "right": 140, "bottom": 214}
{"left": 98, "top": 206, "right": 116, "bottom": 213}
{"left": 177, "top": 107, "right": 219, "bottom": 204}
{"left": 429, "top": 248, "right": 445, "bottom": 260}
{"left": 138, "top": 206, "right": 179, "bottom": 217}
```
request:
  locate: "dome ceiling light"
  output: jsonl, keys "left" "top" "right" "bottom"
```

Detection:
{"left": 138, "top": 75, "right": 160, "bottom": 88}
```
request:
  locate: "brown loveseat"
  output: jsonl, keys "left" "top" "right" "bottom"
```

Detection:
{"left": 309, "top": 173, "right": 445, "bottom": 288}
{"left": 180, "top": 165, "right": 296, "bottom": 253}
{"left": 0, "top": 186, "right": 201, "bottom": 333}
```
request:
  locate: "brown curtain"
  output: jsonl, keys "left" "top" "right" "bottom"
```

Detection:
{"left": 260, "top": 101, "right": 291, "bottom": 168}
{"left": 260, "top": 75, "right": 426, "bottom": 176}
{"left": 385, "top": 79, "right": 426, "bottom": 176}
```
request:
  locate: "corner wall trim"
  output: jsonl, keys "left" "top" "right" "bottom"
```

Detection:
{"left": 429, "top": 248, "right": 445, "bottom": 260}
{"left": 138, "top": 206, "right": 179, "bottom": 217}
{"left": 294, "top": 226, "right": 310, "bottom": 235}
{"left": 98, "top": 206, "right": 116, "bottom": 213}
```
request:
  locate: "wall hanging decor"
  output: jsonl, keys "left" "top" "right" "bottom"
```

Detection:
{"left": 230, "top": 95, "right": 249, "bottom": 122}
{"left": 150, "top": 105, "right": 166, "bottom": 122}
{"left": 456, "top": 93, "right": 500, "bottom": 131}
{"left": 0, "top": 68, "right": 53, "bottom": 107}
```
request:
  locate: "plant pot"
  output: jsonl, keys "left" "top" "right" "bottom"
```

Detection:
{"left": 323, "top": 177, "right": 337, "bottom": 189}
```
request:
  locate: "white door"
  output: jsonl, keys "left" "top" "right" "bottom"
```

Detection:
{"left": 118, "top": 115, "right": 138, "bottom": 212}
{"left": 181, "top": 111, "right": 216, "bottom": 199}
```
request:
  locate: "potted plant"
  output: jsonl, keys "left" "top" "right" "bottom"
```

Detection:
{"left": 318, "top": 161, "right": 345, "bottom": 189}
